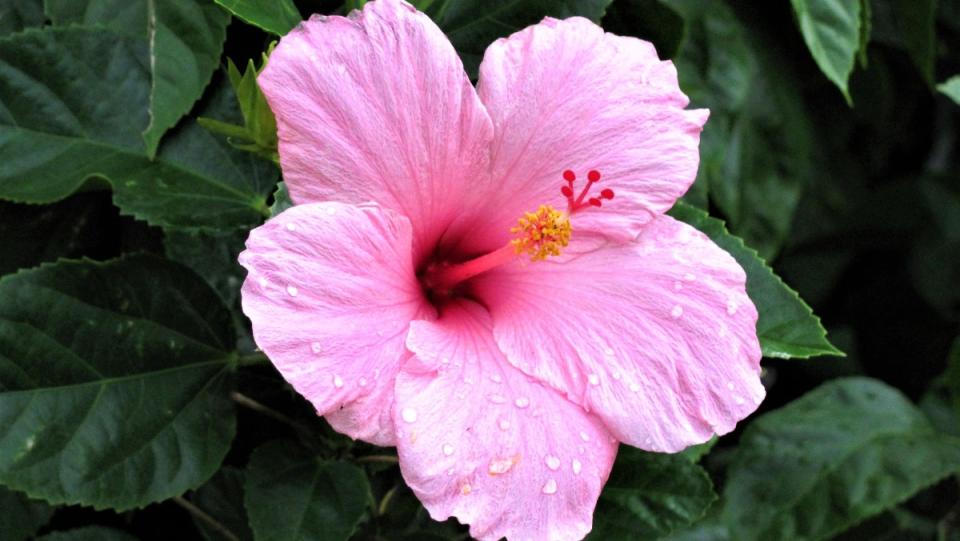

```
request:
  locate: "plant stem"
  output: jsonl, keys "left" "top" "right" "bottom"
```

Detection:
{"left": 172, "top": 496, "right": 240, "bottom": 541}
{"left": 357, "top": 454, "right": 400, "bottom": 465}
{"left": 236, "top": 352, "right": 270, "bottom": 367}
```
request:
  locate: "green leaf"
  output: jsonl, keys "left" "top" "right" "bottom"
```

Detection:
{"left": 199, "top": 55, "right": 278, "bottom": 162}
{"left": 0, "top": 485, "right": 54, "bottom": 541}
{"left": 269, "top": 181, "right": 293, "bottom": 216}
{"left": 0, "top": 196, "right": 103, "bottom": 277}
{"left": 920, "top": 337, "right": 960, "bottom": 437}
{"left": 190, "top": 467, "right": 253, "bottom": 541}
{"left": 722, "top": 377, "right": 960, "bottom": 541}
{"left": 939, "top": 75, "right": 960, "bottom": 106}
{"left": 44, "top": 0, "right": 229, "bottom": 156}
{"left": 789, "top": 0, "right": 862, "bottom": 104}
{"left": 245, "top": 440, "right": 371, "bottom": 541}
{"left": 891, "top": 0, "right": 937, "bottom": 85}
{"left": 0, "top": 255, "right": 237, "bottom": 510}
{"left": 670, "top": 202, "right": 842, "bottom": 359}
{"left": 0, "top": 0, "right": 43, "bottom": 36}
{"left": 589, "top": 447, "right": 717, "bottom": 540}
{"left": 858, "top": 0, "right": 872, "bottom": 67}
{"left": 165, "top": 229, "right": 247, "bottom": 308}
{"left": 36, "top": 526, "right": 139, "bottom": 541}
{"left": 0, "top": 26, "right": 275, "bottom": 229}
{"left": 602, "top": 0, "right": 686, "bottom": 59}
{"left": 213, "top": 0, "right": 300, "bottom": 35}
{"left": 424, "top": 0, "right": 614, "bottom": 77}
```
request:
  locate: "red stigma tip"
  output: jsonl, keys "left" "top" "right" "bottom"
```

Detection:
{"left": 562, "top": 170, "right": 576, "bottom": 182}
{"left": 587, "top": 170, "right": 601, "bottom": 182}
{"left": 589, "top": 198, "right": 602, "bottom": 207}
{"left": 561, "top": 185, "right": 574, "bottom": 197}
{"left": 601, "top": 188, "right": 615, "bottom": 200}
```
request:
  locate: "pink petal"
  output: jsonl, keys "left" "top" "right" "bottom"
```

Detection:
{"left": 239, "top": 202, "right": 432, "bottom": 445}
{"left": 258, "top": 0, "right": 494, "bottom": 261}
{"left": 464, "top": 16, "right": 707, "bottom": 252}
{"left": 472, "top": 215, "right": 764, "bottom": 453}
{"left": 396, "top": 301, "right": 616, "bottom": 541}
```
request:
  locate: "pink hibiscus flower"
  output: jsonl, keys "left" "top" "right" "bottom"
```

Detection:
{"left": 238, "top": 0, "right": 764, "bottom": 539}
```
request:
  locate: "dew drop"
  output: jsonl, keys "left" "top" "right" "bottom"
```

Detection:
{"left": 311, "top": 342, "right": 322, "bottom": 354}
{"left": 572, "top": 459, "right": 582, "bottom": 475}
{"left": 542, "top": 479, "right": 558, "bottom": 495}
{"left": 515, "top": 397, "right": 530, "bottom": 409}
{"left": 489, "top": 456, "right": 518, "bottom": 475}
{"left": 443, "top": 443, "right": 455, "bottom": 456}
{"left": 674, "top": 281, "right": 683, "bottom": 291}
{"left": 447, "top": 468, "right": 455, "bottom": 476}
{"left": 441, "top": 357, "right": 450, "bottom": 364}
{"left": 726, "top": 382, "right": 735, "bottom": 391}
{"left": 612, "top": 371, "right": 622, "bottom": 381}
{"left": 579, "top": 431, "right": 590, "bottom": 442}
{"left": 258, "top": 277, "right": 268, "bottom": 288}
{"left": 490, "top": 373, "right": 502, "bottom": 383}
{"left": 735, "top": 396, "right": 746, "bottom": 406}
{"left": 325, "top": 206, "right": 337, "bottom": 215}
{"left": 629, "top": 382, "right": 641, "bottom": 393}
{"left": 545, "top": 455, "right": 561, "bottom": 470}
{"left": 671, "top": 305, "right": 684, "bottom": 319}
{"left": 604, "top": 347, "right": 615, "bottom": 356}
{"left": 498, "top": 419, "right": 510, "bottom": 431}
{"left": 285, "top": 223, "right": 297, "bottom": 232}
{"left": 401, "top": 408, "right": 418, "bottom": 423}
{"left": 644, "top": 437, "right": 653, "bottom": 445}
{"left": 587, "top": 373, "right": 600, "bottom": 386}
{"left": 286, "top": 285, "right": 299, "bottom": 297}
{"left": 684, "top": 272, "right": 696, "bottom": 281}
{"left": 359, "top": 377, "right": 368, "bottom": 387}
{"left": 333, "top": 374, "right": 344, "bottom": 388}
{"left": 488, "top": 394, "right": 506, "bottom": 404}
{"left": 726, "top": 300, "right": 738, "bottom": 315}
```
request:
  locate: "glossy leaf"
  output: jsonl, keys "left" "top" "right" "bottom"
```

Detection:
{"left": 0, "top": 256, "right": 237, "bottom": 510}
{"left": 423, "top": 0, "right": 614, "bottom": 77}
{"left": 165, "top": 229, "right": 248, "bottom": 308}
{"left": 213, "top": 0, "right": 300, "bottom": 35}
{"left": 790, "top": 0, "right": 862, "bottom": 103}
{"left": 589, "top": 448, "right": 717, "bottom": 540}
{"left": 722, "top": 377, "right": 960, "bottom": 541}
{"left": 245, "top": 441, "right": 371, "bottom": 541}
{"left": 45, "top": 0, "right": 229, "bottom": 156}
{"left": 670, "top": 202, "right": 842, "bottom": 359}
{"left": 0, "top": 26, "right": 274, "bottom": 229}
{"left": 0, "top": 486, "right": 54, "bottom": 541}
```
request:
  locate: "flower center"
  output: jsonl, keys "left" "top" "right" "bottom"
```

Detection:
{"left": 422, "top": 170, "right": 613, "bottom": 294}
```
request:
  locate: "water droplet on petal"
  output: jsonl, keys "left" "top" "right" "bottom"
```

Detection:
{"left": 726, "top": 382, "right": 735, "bottom": 391}
{"left": 727, "top": 300, "right": 738, "bottom": 315}
{"left": 490, "top": 373, "right": 502, "bottom": 383}
{"left": 258, "top": 277, "right": 268, "bottom": 288}
{"left": 443, "top": 443, "right": 455, "bottom": 456}
{"left": 684, "top": 273, "right": 696, "bottom": 281}
{"left": 326, "top": 206, "right": 337, "bottom": 215}
{"left": 311, "top": 342, "right": 322, "bottom": 354}
{"left": 446, "top": 468, "right": 455, "bottom": 476}
{"left": 498, "top": 419, "right": 510, "bottom": 431}
{"left": 401, "top": 408, "right": 418, "bottom": 423}
{"left": 545, "top": 455, "right": 561, "bottom": 470}
{"left": 572, "top": 459, "right": 582, "bottom": 475}
{"left": 286, "top": 285, "right": 299, "bottom": 297}
{"left": 612, "top": 372, "right": 622, "bottom": 380}
{"left": 333, "top": 374, "right": 344, "bottom": 388}
{"left": 629, "top": 382, "right": 641, "bottom": 392}
{"left": 489, "top": 456, "right": 518, "bottom": 475}
{"left": 359, "top": 377, "right": 367, "bottom": 387}
{"left": 671, "top": 305, "right": 684, "bottom": 318}
{"left": 542, "top": 479, "right": 558, "bottom": 495}
{"left": 579, "top": 431, "right": 590, "bottom": 442}
{"left": 674, "top": 281, "right": 683, "bottom": 291}
{"left": 441, "top": 357, "right": 450, "bottom": 364}
{"left": 515, "top": 397, "right": 530, "bottom": 409}
{"left": 286, "top": 223, "right": 297, "bottom": 232}
{"left": 488, "top": 394, "right": 506, "bottom": 404}
{"left": 587, "top": 374, "right": 600, "bottom": 386}
{"left": 735, "top": 396, "right": 746, "bottom": 406}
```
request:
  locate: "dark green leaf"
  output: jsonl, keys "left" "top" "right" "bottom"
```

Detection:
{"left": 589, "top": 447, "right": 717, "bottom": 540}
{"left": 0, "top": 26, "right": 275, "bottom": 229}
{"left": 165, "top": 229, "right": 247, "bottom": 308}
{"left": 45, "top": 0, "right": 229, "bottom": 156}
{"left": 0, "top": 485, "right": 54, "bottom": 541}
{"left": 0, "top": 196, "right": 104, "bottom": 277}
{"left": 789, "top": 0, "right": 862, "bottom": 103}
{"left": 424, "top": 0, "right": 614, "bottom": 77}
{"left": 602, "top": 0, "right": 686, "bottom": 59}
{"left": 269, "top": 182, "right": 293, "bottom": 216}
{"left": 0, "top": 0, "right": 43, "bottom": 36}
{"left": 920, "top": 338, "right": 960, "bottom": 437}
{"left": 36, "top": 526, "right": 139, "bottom": 541}
{"left": 0, "top": 255, "right": 237, "bottom": 510}
{"left": 940, "top": 75, "right": 960, "bottom": 106}
{"left": 213, "top": 0, "right": 300, "bottom": 35}
{"left": 858, "top": 0, "right": 872, "bottom": 67}
{"left": 670, "top": 202, "right": 842, "bottom": 359}
{"left": 722, "top": 377, "right": 960, "bottom": 541}
{"left": 190, "top": 467, "right": 253, "bottom": 541}
{"left": 245, "top": 440, "right": 371, "bottom": 541}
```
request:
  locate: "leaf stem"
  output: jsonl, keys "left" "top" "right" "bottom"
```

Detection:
{"left": 236, "top": 352, "right": 270, "bottom": 367}
{"left": 356, "top": 454, "right": 400, "bottom": 465}
{"left": 230, "top": 391, "right": 299, "bottom": 427}
{"left": 172, "top": 496, "right": 240, "bottom": 541}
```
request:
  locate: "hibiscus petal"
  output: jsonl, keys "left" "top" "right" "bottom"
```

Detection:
{"left": 396, "top": 301, "right": 616, "bottom": 541}
{"left": 472, "top": 215, "right": 764, "bottom": 453}
{"left": 239, "top": 202, "right": 432, "bottom": 445}
{"left": 258, "top": 0, "right": 494, "bottom": 260}
{"left": 466, "top": 16, "right": 707, "bottom": 251}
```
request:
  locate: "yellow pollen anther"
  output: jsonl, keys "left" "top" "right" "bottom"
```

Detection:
{"left": 510, "top": 205, "right": 572, "bottom": 261}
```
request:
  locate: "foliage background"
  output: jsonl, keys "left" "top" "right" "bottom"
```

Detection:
{"left": 0, "top": 0, "right": 959, "bottom": 540}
